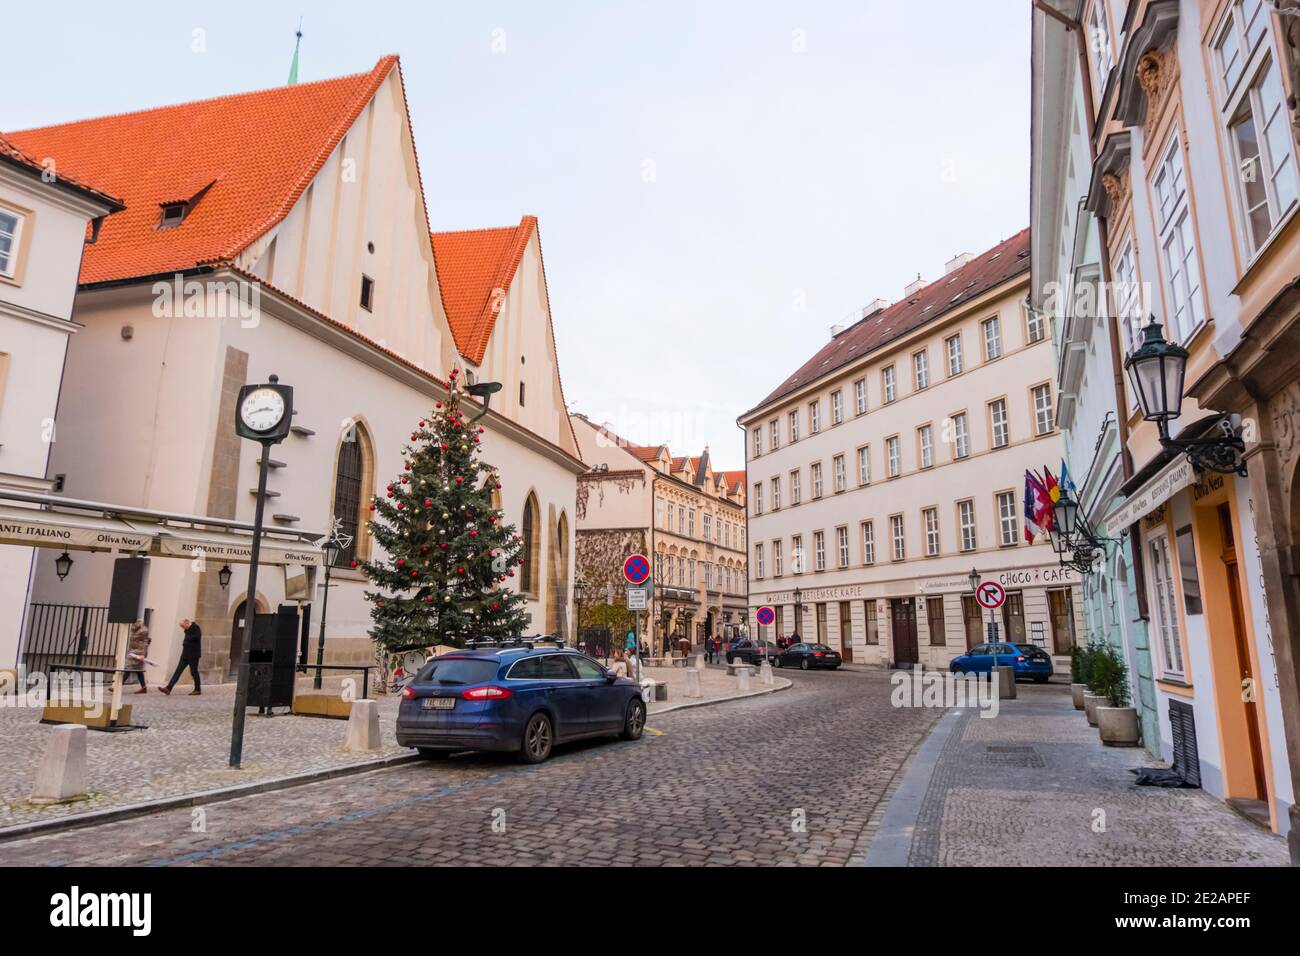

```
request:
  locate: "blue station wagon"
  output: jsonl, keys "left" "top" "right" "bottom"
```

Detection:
{"left": 397, "top": 647, "right": 646, "bottom": 763}
{"left": 947, "top": 643, "right": 1054, "bottom": 683}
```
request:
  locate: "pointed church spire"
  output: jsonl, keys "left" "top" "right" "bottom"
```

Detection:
{"left": 287, "top": 19, "right": 304, "bottom": 85}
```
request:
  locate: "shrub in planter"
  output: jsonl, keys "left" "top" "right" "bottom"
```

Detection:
{"left": 1087, "top": 645, "right": 1129, "bottom": 707}
{"left": 1088, "top": 645, "right": 1140, "bottom": 746}
{"left": 1070, "top": 647, "right": 1092, "bottom": 710}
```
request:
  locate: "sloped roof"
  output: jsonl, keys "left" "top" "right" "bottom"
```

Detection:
{"left": 430, "top": 216, "right": 535, "bottom": 364}
{"left": 0, "top": 133, "right": 124, "bottom": 211}
{"left": 3, "top": 56, "right": 400, "bottom": 285}
{"left": 745, "top": 229, "right": 1031, "bottom": 417}
{"left": 721, "top": 470, "right": 746, "bottom": 494}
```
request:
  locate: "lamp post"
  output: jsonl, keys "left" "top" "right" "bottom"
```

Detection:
{"left": 313, "top": 537, "right": 341, "bottom": 690}
{"left": 792, "top": 586, "right": 804, "bottom": 642}
{"left": 1124, "top": 320, "right": 1246, "bottom": 475}
{"left": 573, "top": 576, "right": 586, "bottom": 654}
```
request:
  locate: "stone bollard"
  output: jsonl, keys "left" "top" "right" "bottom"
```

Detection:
{"left": 31, "top": 724, "right": 87, "bottom": 804}
{"left": 685, "top": 667, "right": 703, "bottom": 699}
{"left": 692, "top": 654, "right": 706, "bottom": 671}
{"left": 344, "top": 698, "right": 382, "bottom": 752}
{"left": 995, "top": 665, "right": 1017, "bottom": 700}
{"left": 737, "top": 667, "right": 752, "bottom": 692}
{"left": 759, "top": 661, "right": 774, "bottom": 686}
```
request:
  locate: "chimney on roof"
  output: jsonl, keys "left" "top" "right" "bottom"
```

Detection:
{"left": 903, "top": 273, "right": 925, "bottom": 297}
{"left": 862, "top": 298, "right": 890, "bottom": 318}
{"left": 830, "top": 323, "right": 845, "bottom": 338}
{"left": 945, "top": 252, "right": 974, "bottom": 275}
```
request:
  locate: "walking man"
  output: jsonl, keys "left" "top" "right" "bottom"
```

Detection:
{"left": 160, "top": 618, "right": 202, "bottom": 696}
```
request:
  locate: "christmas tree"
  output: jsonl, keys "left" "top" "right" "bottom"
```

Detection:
{"left": 361, "top": 368, "right": 530, "bottom": 652}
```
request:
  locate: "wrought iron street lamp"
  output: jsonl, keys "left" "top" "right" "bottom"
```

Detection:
{"left": 1124, "top": 320, "right": 1246, "bottom": 475}
{"left": 313, "top": 535, "right": 342, "bottom": 690}
{"left": 573, "top": 576, "right": 586, "bottom": 653}
{"left": 54, "top": 551, "right": 73, "bottom": 581}
{"left": 967, "top": 567, "right": 980, "bottom": 592}
{"left": 792, "top": 586, "right": 804, "bottom": 640}
{"left": 217, "top": 564, "right": 233, "bottom": 590}
{"left": 1052, "top": 493, "right": 1080, "bottom": 540}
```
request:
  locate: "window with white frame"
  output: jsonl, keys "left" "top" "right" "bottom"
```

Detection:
{"left": 1026, "top": 306, "right": 1045, "bottom": 343}
{"left": 989, "top": 398, "right": 1009, "bottom": 448}
{"left": 656, "top": 499, "right": 665, "bottom": 528}
{"left": 771, "top": 476, "right": 781, "bottom": 510}
{"left": 1215, "top": 2, "right": 1298, "bottom": 254}
{"left": 1087, "top": 0, "right": 1115, "bottom": 89}
{"left": 997, "top": 491, "right": 1018, "bottom": 546}
{"left": 789, "top": 409, "right": 800, "bottom": 442}
{"left": 752, "top": 428, "right": 762, "bottom": 457}
{"left": 814, "top": 530, "right": 826, "bottom": 571}
{"left": 959, "top": 499, "right": 976, "bottom": 552}
{"left": 854, "top": 378, "right": 867, "bottom": 415}
{"left": 1153, "top": 133, "right": 1204, "bottom": 342}
{"left": 755, "top": 543, "right": 765, "bottom": 579}
{"left": 923, "top": 508, "right": 939, "bottom": 557}
{"left": 678, "top": 507, "right": 685, "bottom": 534}
{"left": 918, "top": 425, "right": 934, "bottom": 469}
{"left": 667, "top": 502, "right": 675, "bottom": 529}
{"left": 0, "top": 210, "right": 23, "bottom": 279}
{"left": 1113, "top": 238, "right": 1144, "bottom": 353}
{"left": 946, "top": 333, "right": 964, "bottom": 376}
{"left": 982, "top": 316, "right": 1002, "bottom": 360}
{"left": 809, "top": 399, "right": 821, "bottom": 434}
{"left": 770, "top": 419, "right": 780, "bottom": 451}
{"left": 1148, "top": 531, "right": 1186, "bottom": 677}
{"left": 887, "top": 436, "right": 901, "bottom": 477}
{"left": 773, "top": 539, "right": 784, "bottom": 577}
{"left": 861, "top": 521, "right": 875, "bottom": 564}
{"left": 790, "top": 468, "right": 802, "bottom": 504}
{"left": 883, "top": 365, "right": 897, "bottom": 403}
{"left": 952, "top": 412, "right": 970, "bottom": 459}
{"left": 811, "top": 461, "right": 823, "bottom": 498}
{"left": 1033, "top": 384, "right": 1054, "bottom": 435}
{"left": 705, "top": 562, "right": 713, "bottom": 590}
{"left": 792, "top": 534, "right": 804, "bottom": 573}
{"left": 836, "top": 526, "right": 850, "bottom": 568}
{"left": 833, "top": 454, "right": 846, "bottom": 492}
{"left": 857, "top": 445, "right": 870, "bottom": 485}
{"left": 913, "top": 350, "right": 929, "bottom": 390}
{"left": 703, "top": 513, "right": 712, "bottom": 541}
{"left": 890, "top": 515, "right": 906, "bottom": 561}
{"left": 688, "top": 509, "right": 696, "bottom": 537}
{"left": 753, "top": 483, "right": 762, "bottom": 516}
{"left": 831, "top": 390, "right": 843, "bottom": 425}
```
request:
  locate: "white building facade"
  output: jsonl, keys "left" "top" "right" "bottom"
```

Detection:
{"left": 740, "top": 232, "right": 1083, "bottom": 668}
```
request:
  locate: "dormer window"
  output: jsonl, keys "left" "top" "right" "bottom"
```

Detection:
{"left": 360, "top": 274, "right": 375, "bottom": 312}
{"left": 159, "top": 202, "right": 186, "bottom": 229}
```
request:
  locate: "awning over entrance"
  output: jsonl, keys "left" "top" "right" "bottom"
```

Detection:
{"left": 0, "top": 493, "right": 322, "bottom": 566}
{"left": 1104, "top": 455, "right": 1196, "bottom": 537}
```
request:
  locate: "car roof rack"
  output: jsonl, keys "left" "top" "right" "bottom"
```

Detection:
{"left": 463, "top": 634, "right": 567, "bottom": 653}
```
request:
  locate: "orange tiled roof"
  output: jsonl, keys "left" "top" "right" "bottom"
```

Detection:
{"left": 746, "top": 229, "right": 1032, "bottom": 415}
{"left": 430, "top": 216, "right": 536, "bottom": 365}
{"left": 0, "top": 133, "right": 123, "bottom": 210}
{"left": 3, "top": 56, "right": 400, "bottom": 285}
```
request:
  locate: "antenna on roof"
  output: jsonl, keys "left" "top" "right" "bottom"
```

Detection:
{"left": 288, "top": 18, "right": 304, "bottom": 86}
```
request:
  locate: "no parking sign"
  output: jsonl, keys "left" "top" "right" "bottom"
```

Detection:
{"left": 756, "top": 606, "right": 775, "bottom": 627}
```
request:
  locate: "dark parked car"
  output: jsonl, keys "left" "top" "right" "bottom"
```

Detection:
{"left": 774, "top": 642, "right": 842, "bottom": 670}
{"left": 397, "top": 647, "right": 646, "bottom": 763}
{"left": 725, "top": 639, "right": 780, "bottom": 665}
{"left": 947, "top": 643, "right": 1053, "bottom": 683}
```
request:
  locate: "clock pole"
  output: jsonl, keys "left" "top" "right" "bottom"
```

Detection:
{"left": 229, "top": 374, "right": 292, "bottom": 769}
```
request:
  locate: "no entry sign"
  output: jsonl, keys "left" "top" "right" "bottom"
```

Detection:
{"left": 623, "top": 553, "right": 650, "bottom": 585}
{"left": 976, "top": 581, "right": 1006, "bottom": 610}
{"left": 756, "top": 606, "right": 775, "bottom": 626}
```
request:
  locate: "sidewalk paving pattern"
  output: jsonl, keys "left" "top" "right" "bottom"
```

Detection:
{"left": 877, "top": 682, "right": 1289, "bottom": 867}
{"left": 0, "top": 664, "right": 786, "bottom": 831}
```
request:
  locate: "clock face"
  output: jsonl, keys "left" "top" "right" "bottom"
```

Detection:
{"left": 240, "top": 387, "right": 286, "bottom": 433}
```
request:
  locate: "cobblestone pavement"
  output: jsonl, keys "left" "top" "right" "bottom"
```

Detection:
{"left": 0, "top": 665, "right": 785, "bottom": 830}
{"left": 0, "top": 668, "right": 937, "bottom": 866}
{"left": 903, "top": 683, "right": 1289, "bottom": 866}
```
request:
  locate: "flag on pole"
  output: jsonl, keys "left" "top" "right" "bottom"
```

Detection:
{"left": 1043, "top": 465, "right": 1061, "bottom": 503}
{"left": 1023, "top": 472, "right": 1041, "bottom": 543}
{"left": 1060, "top": 459, "right": 1077, "bottom": 496}
{"left": 1027, "top": 469, "right": 1054, "bottom": 533}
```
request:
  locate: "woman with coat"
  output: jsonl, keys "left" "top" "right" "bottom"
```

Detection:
{"left": 125, "top": 623, "right": 151, "bottom": 693}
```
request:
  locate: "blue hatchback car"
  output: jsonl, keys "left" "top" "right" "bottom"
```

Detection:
{"left": 396, "top": 647, "right": 646, "bottom": 763}
{"left": 948, "top": 643, "right": 1054, "bottom": 683}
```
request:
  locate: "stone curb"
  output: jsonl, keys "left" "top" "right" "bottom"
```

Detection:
{"left": 0, "top": 750, "right": 421, "bottom": 844}
{"left": 0, "top": 678, "right": 793, "bottom": 843}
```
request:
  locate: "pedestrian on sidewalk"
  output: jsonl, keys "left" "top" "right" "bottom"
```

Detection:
{"left": 160, "top": 618, "right": 203, "bottom": 696}
{"left": 704, "top": 636, "right": 715, "bottom": 664}
{"left": 610, "top": 650, "right": 629, "bottom": 679}
{"left": 125, "top": 623, "right": 152, "bottom": 693}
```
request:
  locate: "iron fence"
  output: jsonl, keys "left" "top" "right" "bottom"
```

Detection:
{"left": 20, "top": 604, "right": 149, "bottom": 676}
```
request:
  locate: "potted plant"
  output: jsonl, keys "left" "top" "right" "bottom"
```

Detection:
{"left": 1088, "top": 645, "right": 1140, "bottom": 746}
{"left": 1070, "top": 646, "right": 1091, "bottom": 711}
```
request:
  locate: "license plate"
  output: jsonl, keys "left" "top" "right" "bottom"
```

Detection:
{"left": 422, "top": 697, "right": 455, "bottom": 710}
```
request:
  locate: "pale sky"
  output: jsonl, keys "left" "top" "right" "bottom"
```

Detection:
{"left": 2, "top": 0, "right": 1030, "bottom": 472}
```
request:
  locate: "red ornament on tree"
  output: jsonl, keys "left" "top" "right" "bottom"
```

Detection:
{"left": 397, "top": 559, "right": 406, "bottom": 567}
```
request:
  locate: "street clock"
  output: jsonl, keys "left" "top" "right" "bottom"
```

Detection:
{"left": 235, "top": 375, "right": 293, "bottom": 442}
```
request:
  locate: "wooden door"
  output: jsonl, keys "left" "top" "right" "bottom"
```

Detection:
{"left": 1220, "top": 505, "right": 1267, "bottom": 799}
{"left": 1047, "top": 588, "right": 1076, "bottom": 655}
{"left": 962, "top": 595, "right": 983, "bottom": 649}
{"left": 891, "top": 598, "right": 919, "bottom": 665}
{"left": 816, "top": 603, "right": 827, "bottom": 644}
{"left": 1002, "top": 591, "right": 1026, "bottom": 643}
{"left": 838, "top": 601, "right": 854, "bottom": 662}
